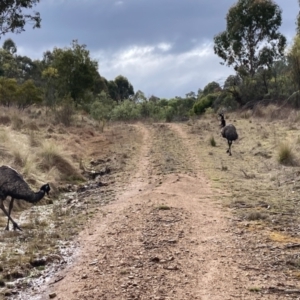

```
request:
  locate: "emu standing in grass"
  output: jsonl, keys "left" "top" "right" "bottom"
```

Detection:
{"left": 0, "top": 165, "right": 50, "bottom": 231}
{"left": 219, "top": 113, "right": 238, "bottom": 156}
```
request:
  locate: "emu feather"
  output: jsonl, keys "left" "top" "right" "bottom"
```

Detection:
{"left": 0, "top": 165, "right": 50, "bottom": 231}
{"left": 219, "top": 113, "right": 238, "bottom": 156}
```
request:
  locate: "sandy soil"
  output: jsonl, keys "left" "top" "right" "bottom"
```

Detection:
{"left": 15, "top": 123, "right": 300, "bottom": 300}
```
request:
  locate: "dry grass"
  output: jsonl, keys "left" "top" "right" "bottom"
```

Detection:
{"left": 277, "top": 142, "right": 298, "bottom": 166}
{"left": 37, "top": 141, "right": 84, "bottom": 182}
{"left": 187, "top": 106, "right": 300, "bottom": 237}
{"left": 0, "top": 107, "right": 143, "bottom": 292}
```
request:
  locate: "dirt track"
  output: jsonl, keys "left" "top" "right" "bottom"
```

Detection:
{"left": 16, "top": 123, "right": 300, "bottom": 299}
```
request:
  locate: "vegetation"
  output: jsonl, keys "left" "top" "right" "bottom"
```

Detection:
{"left": 1, "top": 0, "right": 300, "bottom": 294}
{"left": 0, "top": 0, "right": 299, "bottom": 124}
{"left": 277, "top": 142, "right": 297, "bottom": 166}
{"left": 209, "top": 136, "right": 216, "bottom": 147}
{"left": 0, "top": 1, "right": 298, "bottom": 121}
{"left": 0, "top": 106, "right": 143, "bottom": 293}
{"left": 0, "top": 0, "right": 41, "bottom": 37}
{"left": 0, "top": 0, "right": 299, "bottom": 294}
{"left": 214, "top": 0, "right": 286, "bottom": 78}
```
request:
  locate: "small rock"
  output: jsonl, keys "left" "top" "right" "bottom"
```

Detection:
{"left": 164, "top": 265, "right": 178, "bottom": 270}
{"left": 30, "top": 257, "right": 47, "bottom": 267}
{"left": 49, "top": 292, "right": 57, "bottom": 299}
{"left": 168, "top": 239, "right": 177, "bottom": 244}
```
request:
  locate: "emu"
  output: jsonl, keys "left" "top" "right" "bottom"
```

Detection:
{"left": 219, "top": 113, "right": 238, "bottom": 156}
{"left": 0, "top": 165, "right": 50, "bottom": 231}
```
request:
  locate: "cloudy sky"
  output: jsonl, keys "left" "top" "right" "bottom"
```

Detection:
{"left": 4, "top": 0, "right": 299, "bottom": 98}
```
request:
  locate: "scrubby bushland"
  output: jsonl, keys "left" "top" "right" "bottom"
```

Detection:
{"left": 193, "top": 94, "right": 217, "bottom": 115}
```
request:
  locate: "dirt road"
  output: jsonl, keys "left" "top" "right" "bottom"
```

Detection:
{"left": 16, "top": 123, "right": 299, "bottom": 299}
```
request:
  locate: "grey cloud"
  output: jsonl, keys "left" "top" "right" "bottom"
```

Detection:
{"left": 5, "top": 0, "right": 297, "bottom": 55}
{"left": 5, "top": 0, "right": 235, "bottom": 54}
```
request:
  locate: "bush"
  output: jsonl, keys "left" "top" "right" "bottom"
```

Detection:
{"left": 84, "top": 92, "right": 114, "bottom": 130}
{"left": 111, "top": 100, "right": 140, "bottom": 121}
{"left": 193, "top": 94, "right": 217, "bottom": 115}
{"left": 165, "top": 107, "right": 175, "bottom": 122}
{"left": 54, "top": 96, "right": 75, "bottom": 126}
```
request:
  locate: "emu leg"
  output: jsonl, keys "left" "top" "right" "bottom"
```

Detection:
{"left": 226, "top": 140, "right": 231, "bottom": 154}
{"left": 0, "top": 200, "right": 22, "bottom": 231}
{"left": 5, "top": 198, "right": 14, "bottom": 231}
{"left": 228, "top": 141, "right": 232, "bottom": 156}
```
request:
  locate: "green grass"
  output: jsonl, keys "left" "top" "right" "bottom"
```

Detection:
{"left": 249, "top": 287, "right": 261, "bottom": 292}
{"left": 209, "top": 136, "right": 216, "bottom": 147}
{"left": 157, "top": 205, "right": 171, "bottom": 210}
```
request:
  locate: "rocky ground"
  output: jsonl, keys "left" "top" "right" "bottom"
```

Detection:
{"left": 12, "top": 122, "right": 300, "bottom": 300}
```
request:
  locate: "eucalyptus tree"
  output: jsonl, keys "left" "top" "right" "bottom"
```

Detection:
{"left": 0, "top": 0, "right": 41, "bottom": 37}
{"left": 203, "top": 81, "right": 221, "bottom": 95}
{"left": 107, "top": 80, "right": 119, "bottom": 101}
{"left": 288, "top": 36, "right": 300, "bottom": 92}
{"left": 214, "top": 0, "right": 286, "bottom": 77}
{"left": 114, "top": 75, "right": 134, "bottom": 101}
{"left": 297, "top": 0, "right": 300, "bottom": 36}
{"left": 50, "top": 40, "right": 99, "bottom": 105}
{"left": 2, "top": 38, "right": 17, "bottom": 54}
{"left": 132, "top": 90, "right": 146, "bottom": 103}
{"left": 0, "top": 47, "right": 18, "bottom": 78}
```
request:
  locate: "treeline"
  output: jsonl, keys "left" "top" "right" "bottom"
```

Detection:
{"left": 0, "top": 39, "right": 134, "bottom": 107}
{"left": 1, "top": 36, "right": 300, "bottom": 124}
{"left": 2, "top": 0, "right": 300, "bottom": 124}
{"left": 0, "top": 38, "right": 198, "bottom": 123}
{"left": 0, "top": 38, "right": 197, "bottom": 123}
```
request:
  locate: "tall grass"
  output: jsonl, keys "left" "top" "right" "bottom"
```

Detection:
{"left": 38, "top": 141, "right": 84, "bottom": 181}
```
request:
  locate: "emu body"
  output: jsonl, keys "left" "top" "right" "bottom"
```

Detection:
{"left": 0, "top": 165, "right": 50, "bottom": 231}
{"left": 219, "top": 113, "right": 238, "bottom": 156}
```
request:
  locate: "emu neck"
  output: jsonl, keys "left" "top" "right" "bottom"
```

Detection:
{"left": 22, "top": 190, "right": 46, "bottom": 203}
{"left": 221, "top": 118, "right": 226, "bottom": 128}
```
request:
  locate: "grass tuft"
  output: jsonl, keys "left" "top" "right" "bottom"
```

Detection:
{"left": 277, "top": 143, "right": 297, "bottom": 166}
{"left": 38, "top": 142, "right": 84, "bottom": 182}
{"left": 0, "top": 115, "right": 11, "bottom": 126}
{"left": 209, "top": 136, "right": 216, "bottom": 147}
{"left": 12, "top": 150, "right": 28, "bottom": 167}
{"left": 249, "top": 287, "right": 261, "bottom": 293}
{"left": 245, "top": 211, "right": 266, "bottom": 221}
{"left": 157, "top": 205, "right": 171, "bottom": 210}
{"left": 11, "top": 114, "right": 23, "bottom": 131}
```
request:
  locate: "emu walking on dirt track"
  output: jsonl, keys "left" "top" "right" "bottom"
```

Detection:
{"left": 219, "top": 113, "right": 238, "bottom": 156}
{"left": 0, "top": 165, "right": 50, "bottom": 231}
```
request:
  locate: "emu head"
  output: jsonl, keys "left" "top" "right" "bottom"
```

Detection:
{"left": 40, "top": 183, "right": 51, "bottom": 195}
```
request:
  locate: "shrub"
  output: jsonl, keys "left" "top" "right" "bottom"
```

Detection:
{"left": 54, "top": 97, "right": 75, "bottom": 127}
{"left": 165, "top": 107, "right": 175, "bottom": 122}
{"left": 193, "top": 94, "right": 217, "bottom": 115}
{"left": 89, "top": 91, "right": 114, "bottom": 122}
{"left": 205, "top": 107, "right": 214, "bottom": 115}
{"left": 111, "top": 100, "right": 140, "bottom": 121}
